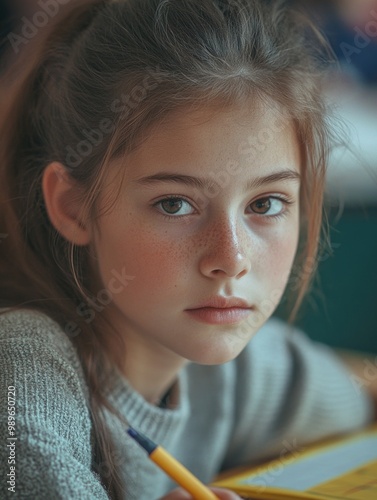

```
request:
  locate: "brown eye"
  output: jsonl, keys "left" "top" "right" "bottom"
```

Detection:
{"left": 161, "top": 198, "right": 183, "bottom": 214}
{"left": 155, "top": 197, "right": 195, "bottom": 218}
{"left": 251, "top": 197, "right": 271, "bottom": 214}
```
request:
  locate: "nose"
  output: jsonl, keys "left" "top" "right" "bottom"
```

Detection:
{"left": 198, "top": 214, "right": 252, "bottom": 280}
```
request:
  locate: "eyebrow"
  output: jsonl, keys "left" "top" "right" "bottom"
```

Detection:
{"left": 134, "top": 169, "right": 301, "bottom": 191}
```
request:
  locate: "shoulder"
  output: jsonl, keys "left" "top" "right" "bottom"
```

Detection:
{"left": 0, "top": 307, "right": 82, "bottom": 366}
{"left": 0, "top": 306, "right": 72, "bottom": 343}
{"left": 0, "top": 308, "right": 107, "bottom": 498}
{"left": 0, "top": 307, "right": 91, "bottom": 447}
{"left": 0, "top": 307, "right": 89, "bottom": 402}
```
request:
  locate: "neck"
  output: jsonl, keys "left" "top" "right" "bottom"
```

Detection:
{"left": 114, "top": 325, "right": 189, "bottom": 406}
{"left": 102, "top": 303, "right": 190, "bottom": 406}
{"left": 122, "top": 345, "right": 186, "bottom": 407}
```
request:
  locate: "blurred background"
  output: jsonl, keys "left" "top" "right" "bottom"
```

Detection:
{"left": 276, "top": 0, "right": 377, "bottom": 355}
{"left": 1, "top": 0, "right": 376, "bottom": 353}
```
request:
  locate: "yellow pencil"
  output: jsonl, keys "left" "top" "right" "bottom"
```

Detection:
{"left": 127, "top": 426, "right": 219, "bottom": 500}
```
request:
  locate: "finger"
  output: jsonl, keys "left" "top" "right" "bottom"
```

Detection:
{"left": 158, "top": 487, "right": 192, "bottom": 499}
{"left": 210, "top": 487, "right": 243, "bottom": 499}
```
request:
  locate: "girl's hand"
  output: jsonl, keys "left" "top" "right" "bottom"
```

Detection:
{"left": 158, "top": 486, "right": 242, "bottom": 499}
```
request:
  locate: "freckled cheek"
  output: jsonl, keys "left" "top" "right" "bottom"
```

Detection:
{"left": 271, "top": 248, "right": 295, "bottom": 283}
{"left": 109, "top": 228, "right": 191, "bottom": 286}
{"left": 262, "top": 229, "right": 299, "bottom": 286}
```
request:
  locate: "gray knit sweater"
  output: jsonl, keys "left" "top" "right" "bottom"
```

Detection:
{"left": 0, "top": 308, "right": 373, "bottom": 499}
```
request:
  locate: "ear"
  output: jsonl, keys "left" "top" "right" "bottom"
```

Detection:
{"left": 42, "top": 162, "right": 91, "bottom": 246}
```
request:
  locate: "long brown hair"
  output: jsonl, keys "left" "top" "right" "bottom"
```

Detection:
{"left": 0, "top": 0, "right": 331, "bottom": 497}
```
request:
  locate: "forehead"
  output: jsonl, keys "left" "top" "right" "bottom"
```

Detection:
{"left": 121, "top": 100, "right": 300, "bottom": 178}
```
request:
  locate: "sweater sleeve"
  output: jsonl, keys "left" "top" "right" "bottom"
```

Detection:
{"left": 221, "top": 317, "right": 375, "bottom": 469}
{"left": 0, "top": 310, "right": 109, "bottom": 500}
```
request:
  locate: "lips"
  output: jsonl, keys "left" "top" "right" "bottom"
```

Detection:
{"left": 187, "top": 295, "right": 252, "bottom": 310}
{"left": 185, "top": 296, "right": 253, "bottom": 325}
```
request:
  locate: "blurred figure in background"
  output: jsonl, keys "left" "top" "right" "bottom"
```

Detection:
{"left": 325, "top": 0, "right": 377, "bottom": 85}
{"left": 317, "top": 0, "right": 377, "bottom": 206}
{"left": 288, "top": 0, "right": 377, "bottom": 204}
{"left": 278, "top": 0, "right": 377, "bottom": 355}
{"left": 308, "top": 0, "right": 377, "bottom": 85}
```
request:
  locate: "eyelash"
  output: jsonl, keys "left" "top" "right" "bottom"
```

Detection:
{"left": 152, "top": 194, "right": 295, "bottom": 222}
{"left": 152, "top": 195, "right": 196, "bottom": 222}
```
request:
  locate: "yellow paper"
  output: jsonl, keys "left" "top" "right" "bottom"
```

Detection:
{"left": 212, "top": 424, "right": 377, "bottom": 500}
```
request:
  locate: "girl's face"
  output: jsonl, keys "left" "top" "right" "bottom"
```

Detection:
{"left": 90, "top": 103, "right": 301, "bottom": 365}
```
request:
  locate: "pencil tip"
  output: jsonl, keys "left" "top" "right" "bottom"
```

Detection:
{"left": 127, "top": 426, "right": 137, "bottom": 439}
{"left": 127, "top": 426, "right": 157, "bottom": 454}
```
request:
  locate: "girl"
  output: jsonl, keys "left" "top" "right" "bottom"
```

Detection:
{"left": 0, "top": 1, "right": 376, "bottom": 499}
